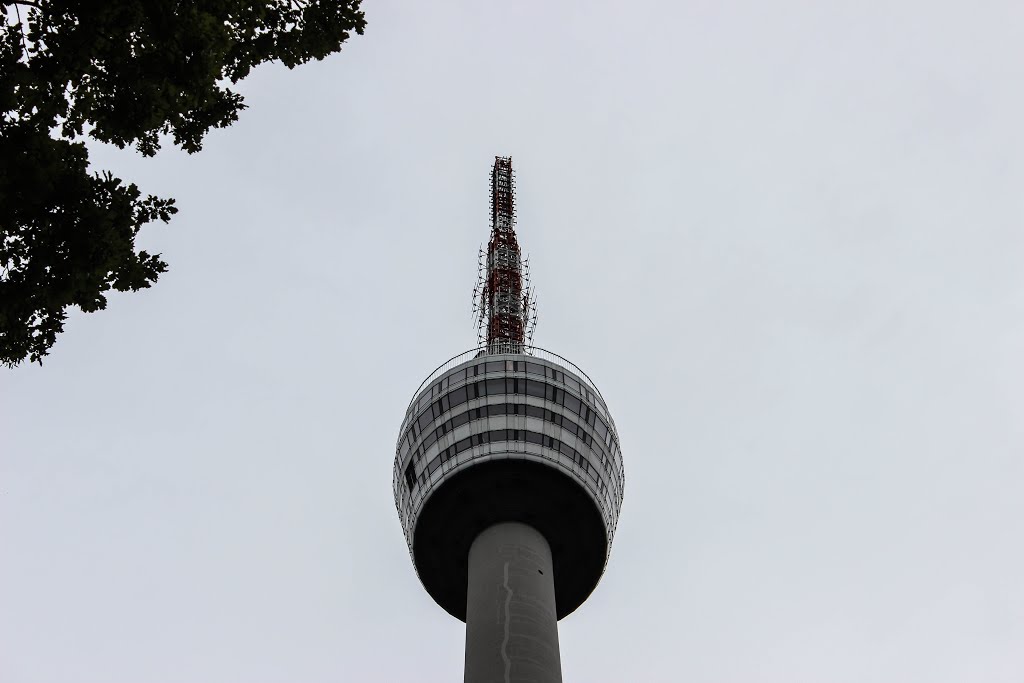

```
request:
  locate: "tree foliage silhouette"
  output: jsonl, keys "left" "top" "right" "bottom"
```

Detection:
{"left": 1, "top": 1, "right": 365, "bottom": 366}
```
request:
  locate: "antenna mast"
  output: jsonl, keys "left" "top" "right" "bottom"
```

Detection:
{"left": 474, "top": 157, "right": 536, "bottom": 354}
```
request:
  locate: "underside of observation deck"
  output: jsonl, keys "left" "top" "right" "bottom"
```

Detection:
{"left": 412, "top": 458, "right": 607, "bottom": 622}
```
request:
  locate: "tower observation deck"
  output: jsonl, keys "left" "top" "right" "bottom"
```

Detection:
{"left": 393, "top": 158, "right": 624, "bottom": 683}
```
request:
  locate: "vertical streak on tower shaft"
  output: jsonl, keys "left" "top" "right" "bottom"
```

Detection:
{"left": 465, "top": 522, "right": 562, "bottom": 683}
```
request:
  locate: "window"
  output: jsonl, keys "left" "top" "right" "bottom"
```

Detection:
{"left": 525, "top": 379, "right": 545, "bottom": 398}
{"left": 449, "top": 385, "right": 468, "bottom": 407}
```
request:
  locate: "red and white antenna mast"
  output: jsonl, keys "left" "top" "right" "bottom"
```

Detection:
{"left": 473, "top": 157, "right": 537, "bottom": 354}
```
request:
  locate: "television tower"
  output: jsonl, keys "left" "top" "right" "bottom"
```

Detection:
{"left": 393, "top": 157, "right": 624, "bottom": 683}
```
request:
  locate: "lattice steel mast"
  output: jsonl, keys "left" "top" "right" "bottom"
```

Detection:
{"left": 474, "top": 157, "right": 536, "bottom": 354}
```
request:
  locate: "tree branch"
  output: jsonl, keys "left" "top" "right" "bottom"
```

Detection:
{"left": 11, "top": 2, "right": 29, "bottom": 59}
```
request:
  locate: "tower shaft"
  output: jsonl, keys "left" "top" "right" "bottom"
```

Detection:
{"left": 465, "top": 522, "right": 562, "bottom": 683}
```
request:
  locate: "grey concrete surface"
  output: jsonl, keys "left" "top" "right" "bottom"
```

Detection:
{"left": 465, "top": 522, "right": 561, "bottom": 683}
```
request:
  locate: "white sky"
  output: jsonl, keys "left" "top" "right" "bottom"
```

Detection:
{"left": 3, "top": 1, "right": 1023, "bottom": 681}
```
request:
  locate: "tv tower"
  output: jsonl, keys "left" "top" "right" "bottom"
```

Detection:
{"left": 393, "top": 157, "right": 624, "bottom": 683}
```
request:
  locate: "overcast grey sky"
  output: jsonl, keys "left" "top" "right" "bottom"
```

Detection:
{"left": 3, "top": 1, "right": 1024, "bottom": 681}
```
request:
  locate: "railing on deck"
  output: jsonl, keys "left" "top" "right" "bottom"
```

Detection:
{"left": 403, "top": 345, "right": 610, "bottom": 419}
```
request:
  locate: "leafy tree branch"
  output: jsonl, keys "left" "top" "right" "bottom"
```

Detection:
{"left": 1, "top": 1, "right": 365, "bottom": 366}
